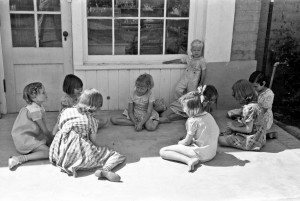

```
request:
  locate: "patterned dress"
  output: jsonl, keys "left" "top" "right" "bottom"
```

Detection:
{"left": 258, "top": 88, "right": 274, "bottom": 130}
{"left": 186, "top": 112, "right": 220, "bottom": 162}
{"left": 174, "top": 55, "right": 206, "bottom": 99}
{"left": 11, "top": 103, "right": 48, "bottom": 154}
{"left": 123, "top": 90, "right": 159, "bottom": 122}
{"left": 49, "top": 108, "right": 125, "bottom": 176}
{"left": 222, "top": 103, "right": 266, "bottom": 151}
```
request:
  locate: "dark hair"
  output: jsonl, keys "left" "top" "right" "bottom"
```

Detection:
{"left": 202, "top": 85, "right": 218, "bottom": 112}
{"left": 63, "top": 74, "right": 83, "bottom": 95}
{"left": 23, "top": 82, "right": 43, "bottom": 104}
{"left": 76, "top": 88, "right": 103, "bottom": 114}
{"left": 249, "top": 71, "right": 269, "bottom": 87}
{"left": 136, "top": 73, "right": 154, "bottom": 89}
{"left": 232, "top": 79, "right": 257, "bottom": 104}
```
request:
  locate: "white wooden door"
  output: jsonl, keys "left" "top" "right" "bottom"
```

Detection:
{"left": 0, "top": 0, "right": 72, "bottom": 112}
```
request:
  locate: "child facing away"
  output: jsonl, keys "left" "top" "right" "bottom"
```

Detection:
{"left": 9, "top": 82, "right": 53, "bottom": 170}
{"left": 219, "top": 79, "right": 266, "bottom": 151}
{"left": 111, "top": 73, "right": 159, "bottom": 131}
{"left": 249, "top": 71, "right": 275, "bottom": 137}
{"left": 163, "top": 39, "right": 207, "bottom": 100}
{"left": 160, "top": 85, "right": 218, "bottom": 122}
{"left": 60, "top": 74, "right": 83, "bottom": 112}
{"left": 160, "top": 91, "right": 220, "bottom": 172}
{"left": 49, "top": 88, "right": 126, "bottom": 182}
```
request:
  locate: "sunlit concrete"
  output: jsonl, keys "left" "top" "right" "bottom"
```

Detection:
{"left": 0, "top": 110, "right": 300, "bottom": 201}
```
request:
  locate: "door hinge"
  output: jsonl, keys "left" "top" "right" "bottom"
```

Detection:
{"left": 3, "top": 79, "right": 6, "bottom": 93}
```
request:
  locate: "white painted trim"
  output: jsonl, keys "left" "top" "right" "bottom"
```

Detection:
{"left": 75, "top": 63, "right": 186, "bottom": 70}
{"left": 72, "top": 0, "right": 84, "bottom": 66}
{"left": 204, "top": 0, "right": 236, "bottom": 62}
{"left": 0, "top": 28, "right": 7, "bottom": 114}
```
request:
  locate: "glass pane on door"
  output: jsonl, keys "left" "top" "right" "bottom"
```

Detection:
{"left": 141, "top": 0, "right": 164, "bottom": 17}
{"left": 11, "top": 14, "right": 35, "bottom": 47}
{"left": 37, "top": 0, "right": 60, "bottom": 11}
{"left": 38, "top": 14, "right": 62, "bottom": 47}
{"left": 115, "top": 0, "right": 138, "bottom": 17}
{"left": 87, "top": 0, "right": 113, "bottom": 17}
{"left": 10, "top": 0, "right": 34, "bottom": 11}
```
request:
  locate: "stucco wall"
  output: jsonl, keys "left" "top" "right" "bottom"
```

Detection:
{"left": 231, "top": 0, "right": 261, "bottom": 61}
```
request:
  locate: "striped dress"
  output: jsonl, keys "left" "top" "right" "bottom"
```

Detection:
{"left": 49, "top": 108, "right": 125, "bottom": 176}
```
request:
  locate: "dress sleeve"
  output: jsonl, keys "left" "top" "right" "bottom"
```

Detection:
{"left": 241, "top": 104, "right": 256, "bottom": 123}
{"left": 29, "top": 109, "right": 43, "bottom": 121}
{"left": 260, "top": 90, "right": 274, "bottom": 109}
{"left": 186, "top": 118, "right": 198, "bottom": 136}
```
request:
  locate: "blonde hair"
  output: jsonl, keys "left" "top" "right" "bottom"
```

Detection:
{"left": 191, "top": 39, "right": 204, "bottom": 48}
{"left": 180, "top": 91, "right": 204, "bottom": 117}
{"left": 23, "top": 82, "right": 43, "bottom": 104}
{"left": 136, "top": 73, "right": 154, "bottom": 89}
{"left": 232, "top": 79, "right": 258, "bottom": 105}
{"left": 75, "top": 88, "right": 103, "bottom": 114}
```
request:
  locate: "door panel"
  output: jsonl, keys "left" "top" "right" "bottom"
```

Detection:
{"left": 0, "top": 0, "right": 72, "bottom": 112}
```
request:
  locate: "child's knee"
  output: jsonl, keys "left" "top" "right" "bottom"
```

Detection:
{"left": 145, "top": 121, "right": 158, "bottom": 131}
{"left": 110, "top": 116, "right": 117, "bottom": 125}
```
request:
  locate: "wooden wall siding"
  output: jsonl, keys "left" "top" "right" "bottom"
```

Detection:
{"left": 76, "top": 68, "right": 185, "bottom": 110}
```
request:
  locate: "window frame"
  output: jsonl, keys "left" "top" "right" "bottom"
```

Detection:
{"left": 80, "top": 0, "right": 201, "bottom": 64}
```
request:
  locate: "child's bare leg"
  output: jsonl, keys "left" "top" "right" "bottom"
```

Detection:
{"left": 160, "top": 145, "right": 200, "bottom": 172}
{"left": 110, "top": 115, "right": 134, "bottom": 126}
{"left": 98, "top": 117, "right": 108, "bottom": 129}
{"left": 9, "top": 145, "right": 49, "bottom": 170}
{"left": 145, "top": 119, "right": 159, "bottom": 131}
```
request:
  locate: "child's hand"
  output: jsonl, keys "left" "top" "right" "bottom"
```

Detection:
{"left": 178, "top": 139, "right": 188, "bottom": 146}
{"left": 227, "top": 122, "right": 235, "bottom": 130}
{"left": 135, "top": 122, "right": 143, "bottom": 131}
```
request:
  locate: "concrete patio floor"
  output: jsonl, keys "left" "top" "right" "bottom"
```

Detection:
{"left": 0, "top": 110, "right": 300, "bottom": 201}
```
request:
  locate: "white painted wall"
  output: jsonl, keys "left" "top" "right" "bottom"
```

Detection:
{"left": 0, "top": 29, "right": 6, "bottom": 114}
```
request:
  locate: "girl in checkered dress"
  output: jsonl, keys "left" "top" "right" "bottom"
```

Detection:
{"left": 50, "top": 88, "right": 126, "bottom": 182}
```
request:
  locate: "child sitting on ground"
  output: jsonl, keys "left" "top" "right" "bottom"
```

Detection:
{"left": 249, "top": 71, "right": 276, "bottom": 138}
{"left": 163, "top": 39, "right": 207, "bottom": 100}
{"left": 160, "top": 91, "right": 220, "bottom": 172}
{"left": 160, "top": 85, "right": 218, "bottom": 122}
{"left": 49, "top": 88, "right": 126, "bottom": 182}
{"left": 111, "top": 73, "right": 159, "bottom": 131}
{"left": 219, "top": 79, "right": 266, "bottom": 151}
{"left": 9, "top": 82, "right": 53, "bottom": 170}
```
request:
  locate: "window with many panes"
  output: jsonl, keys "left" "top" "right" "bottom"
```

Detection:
{"left": 87, "top": 0, "right": 190, "bottom": 56}
{"left": 9, "top": 0, "right": 62, "bottom": 47}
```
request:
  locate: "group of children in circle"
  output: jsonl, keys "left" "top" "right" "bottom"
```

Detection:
{"left": 8, "top": 39, "right": 274, "bottom": 182}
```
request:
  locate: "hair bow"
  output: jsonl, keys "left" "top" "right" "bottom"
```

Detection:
{"left": 197, "top": 85, "right": 207, "bottom": 95}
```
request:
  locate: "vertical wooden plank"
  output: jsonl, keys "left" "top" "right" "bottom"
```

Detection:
{"left": 129, "top": 69, "right": 141, "bottom": 95}
{"left": 118, "top": 69, "right": 130, "bottom": 110}
{"left": 149, "top": 69, "right": 161, "bottom": 99}
{"left": 159, "top": 69, "right": 171, "bottom": 105}
{"left": 169, "top": 69, "right": 182, "bottom": 103}
{"left": 85, "top": 71, "right": 97, "bottom": 89}
{"left": 108, "top": 70, "right": 119, "bottom": 110}
{"left": 75, "top": 71, "right": 86, "bottom": 89}
{"left": 96, "top": 70, "right": 109, "bottom": 110}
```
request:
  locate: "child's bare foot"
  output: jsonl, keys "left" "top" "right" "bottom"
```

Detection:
{"left": 95, "top": 169, "right": 121, "bottom": 182}
{"left": 188, "top": 158, "right": 200, "bottom": 172}
{"left": 8, "top": 156, "right": 22, "bottom": 170}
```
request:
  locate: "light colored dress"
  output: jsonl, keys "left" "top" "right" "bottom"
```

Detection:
{"left": 60, "top": 93, "right": 78, "bottom": 112}
{"left": 49, "top": 107, "right": 125, "bottom": 176}
{"left": 11, "top": 103, "right": 47, "bottom": 154}
{"left": 174, "top": 55, "right": 206, "bottom": 99}
{"left": 123, "top": 90, "right": 159, "bottom": 122}
{"left": 222, "top": 103, "right": 266, "bottom": 151}
{"left": 186, "top": 112, "right": 220, "bottom": 162}
{"left": 258, "top": 88, "right": 274, "bottom": 130}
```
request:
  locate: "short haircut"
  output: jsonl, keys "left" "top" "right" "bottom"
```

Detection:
{"left": 23, "top": 82, "right": 43, "bottom": 104}
{"left": 76, "top": 88, "right": 103, "bottom": 113}
{"left": 180, "top": 91, "right": 203, "bottom": 117}
{"left": 63, "top": 74, "right": 83, "bottom": 95}
{"left": 136, "top": 73, "right": 154, "bottom": 89}
{"left": 249, "top": 71, "right": 269, "bottom": 87}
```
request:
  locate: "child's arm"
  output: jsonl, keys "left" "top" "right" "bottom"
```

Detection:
{"left": 227, "top": 120, "right": 254, "bottom": 134}
{"left": 52, "top": 122, "right": 59, "bottom": 135}
{"left": 199, "top": 68, "right": 206, "bottom": 86}
{"left": 36, "top": 119, "right": 53, "bottom": 143}
{"left": 163, "top": 59, "right": 184, "bottom": 64}
{"left": 178, "top": 134, "right": 193, "bottom": 146}
{"left": 136, "top": 101, "right": 154, "bottom": 129}
{"left": 128, "top": 102, "right": 137, "bottom": 125}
